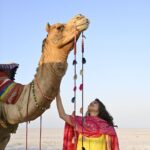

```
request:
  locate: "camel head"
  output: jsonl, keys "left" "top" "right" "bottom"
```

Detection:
{"left": 43, "top": 14, "right": 89, "bottom": 62}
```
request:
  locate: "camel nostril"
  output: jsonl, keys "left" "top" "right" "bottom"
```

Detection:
{"left": 76, "top": 14, "right": 84, "bottom": 20}
{"left": 76, "top": 16, "right": 81, "bottom": 20}
{"left": 86, "top": 19, "right": 90, "bottom": 24}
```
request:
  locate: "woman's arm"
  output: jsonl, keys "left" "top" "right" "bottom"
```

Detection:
{"left": 106, "top": 135, "right": 112, "bottom": 150}
{"left": 56, "top": 92, "right": 73, "bottom": 125}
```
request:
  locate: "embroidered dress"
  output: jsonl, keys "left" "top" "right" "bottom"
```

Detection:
{"left": 63, "top": 116, "right": 119, "bottom": 150}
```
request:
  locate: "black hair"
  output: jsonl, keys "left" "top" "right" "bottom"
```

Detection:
{"left": 95, "top": 98, "right": 116, "bottom": 127}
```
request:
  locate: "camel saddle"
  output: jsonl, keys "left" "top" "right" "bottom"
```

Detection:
{"left": 0, "top": 63, "right": 24, "bottom": 104}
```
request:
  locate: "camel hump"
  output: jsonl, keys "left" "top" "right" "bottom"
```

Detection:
{"left": 0, "top": 63, "right": 19, "bottom": 81}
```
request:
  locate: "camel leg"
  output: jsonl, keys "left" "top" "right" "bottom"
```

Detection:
{"left": 0, "top": 126, "right": 11, "bottom": 150}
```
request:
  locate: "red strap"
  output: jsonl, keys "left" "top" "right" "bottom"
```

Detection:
{"left": 35, "top": 78, "right": 52, "bottom": 101}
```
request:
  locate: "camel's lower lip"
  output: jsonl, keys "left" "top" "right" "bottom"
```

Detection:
{"left": 76, "top": 21, "right": 89, "bottom": 31}
{"left": 77, "top": 22, "right": 89, "bottom": 27}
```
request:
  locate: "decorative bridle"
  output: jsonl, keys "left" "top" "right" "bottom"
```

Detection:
{"left": 71, "top": 27, "right": 86, "bottom": 150}
{"left": 25, "top": 27, "right": 86, "bottom": 150}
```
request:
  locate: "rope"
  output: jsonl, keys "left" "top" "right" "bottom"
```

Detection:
{"left": 39, "top": 115, "right": 42, "bottom": 150}
{"left": 73, "top": 31, "right": 77, "bottom": 115}
{"left": 81, "top": 32, "right": 86, "bottom": 150}
{"left": 25, "top": 84, "right": 43, "bottom": 150}
{"left": 26, "top": 122, "right": 28, "bottom": 150}
{"left": 26, "top": 83, "right": 31, "bottom": 150}
{"left": 72, "top": 30, "right": 86, "bottom": 150}
{"left": 74, "top": 30, "right": 77, "bottom": 150}
{"left": 71, "top": 27, "right": 78, "bottom": 150}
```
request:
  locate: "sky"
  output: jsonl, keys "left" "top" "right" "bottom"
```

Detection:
{"left": 0, "top": 0, "right": 150, "bottom": 128}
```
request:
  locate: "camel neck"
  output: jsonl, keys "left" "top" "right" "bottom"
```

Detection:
{"left": 33, "top": 54, "right": 68, "bottom": 103}
{"left": 39, "top": 41, "right": 68, "bottom": 65}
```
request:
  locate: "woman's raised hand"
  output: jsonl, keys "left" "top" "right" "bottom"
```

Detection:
{"left": 80, "top": 107, "right": 83, "bottom": 114}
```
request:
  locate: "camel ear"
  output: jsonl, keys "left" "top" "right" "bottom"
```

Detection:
{"left": 46, "top": 23, "right": 51, "bottom": 32}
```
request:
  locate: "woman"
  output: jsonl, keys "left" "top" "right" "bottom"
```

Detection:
{"left": 56, "top": 92, "right": 119, "bottom": 150}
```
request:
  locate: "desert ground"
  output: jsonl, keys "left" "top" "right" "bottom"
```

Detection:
{"left": 6, "top": 128, "right": 150, "bottom": 150}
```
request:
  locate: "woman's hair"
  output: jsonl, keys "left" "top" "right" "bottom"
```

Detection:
{"left": 87, "top": 98, "right": 115, "bottom": 127}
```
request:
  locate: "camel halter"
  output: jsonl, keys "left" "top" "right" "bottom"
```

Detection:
{"left": 72, "top": 30, "right": 86, "bottom": 150}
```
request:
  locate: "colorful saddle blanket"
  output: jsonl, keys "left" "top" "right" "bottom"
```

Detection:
{"left": 0, "top": 73, "right": 24, "bottom": 104}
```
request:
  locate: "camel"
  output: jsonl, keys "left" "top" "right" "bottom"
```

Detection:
{"left": 0, "top": 14, "right": 89, "bottom": 149}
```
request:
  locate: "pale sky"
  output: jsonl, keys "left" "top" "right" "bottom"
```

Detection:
{"left": 0, "top": 0, "right": 150, "bottom": 128}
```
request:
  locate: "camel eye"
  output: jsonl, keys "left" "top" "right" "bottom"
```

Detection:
{"left": 56, "top": 26, "right": 64, "bottom": 31}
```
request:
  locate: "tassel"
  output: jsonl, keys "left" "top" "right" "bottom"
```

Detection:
{"left": 80, "top": 69, "right": 83, "bottom": 75}
{"left": 82, "top": 34, "right": 86, "bottom": 39}
{"left": 79, "top": 84, "right": 83, "bottom": 91}
{"left": 73, "top": 60, "right": 77, "bottom": 65}
{"left": 71, "top": 97, "right": 76, "bottom": 103}
{"left": 73, "top": 74, "right": 77, "bottom": 80}
{"left": 82, "top": 58, "right": 86, "bottom": 64}
{"left": 73, "top": 86, "right": 77, "bottom": 91}
{"left": 82, "top": 147, "right": 86, "bottom": 150}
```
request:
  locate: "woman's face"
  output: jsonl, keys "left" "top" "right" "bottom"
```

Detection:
{"left": 88, "top": 100, "right": 100, "bottom": 115}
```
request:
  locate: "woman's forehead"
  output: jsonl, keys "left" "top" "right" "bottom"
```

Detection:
{"left": 91, "top": 100, "right": 98, "bottom": 104}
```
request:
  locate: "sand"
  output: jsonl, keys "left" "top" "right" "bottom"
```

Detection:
{"left": 6, "top": 128, "right": 150, "bottom": 150}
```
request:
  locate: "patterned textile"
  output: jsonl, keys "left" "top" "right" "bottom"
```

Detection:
{"left": 0, "top": 72, "right": 24, "bottom": 104}
{"left": 63, "top": 116, "right": 119, "bottom": 150}
{"left": 0, "top": 63, "right": 19, "bottom": 81}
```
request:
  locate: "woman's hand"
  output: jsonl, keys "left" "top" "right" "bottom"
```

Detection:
{"left": 71, "top": 111, "right": 75, "bottom": 116}
{"left": 80, "top": 107, "right": 83, "bottom": 114}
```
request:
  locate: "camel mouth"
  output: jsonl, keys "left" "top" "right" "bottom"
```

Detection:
{"left": 67, "top": 14, "right": 90, "bottom": 32}
{"left": 76, "top": 19, "right": 90, "bottom": 32}
{"left": 59, "top": 15, "right": 89, "bottom": 48}
{"left": 60, "top": 20, "right": 89, "bottom": 48}
{"left": 76, "top": 22, "right": 89, "bottom": 32}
